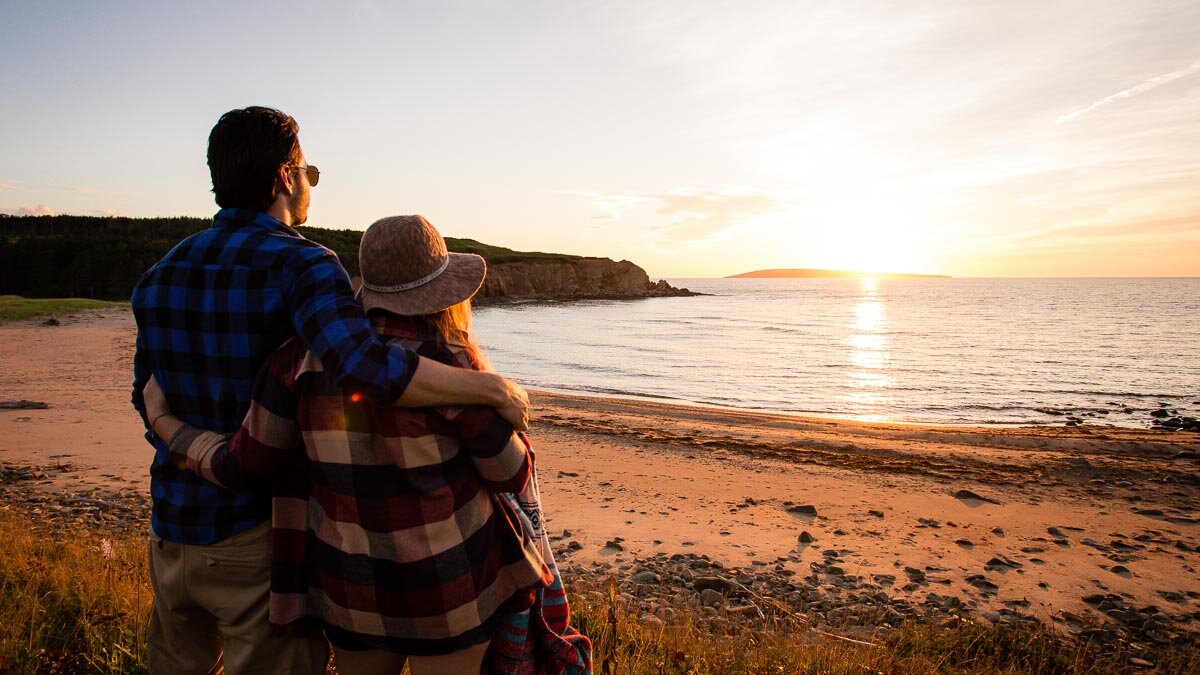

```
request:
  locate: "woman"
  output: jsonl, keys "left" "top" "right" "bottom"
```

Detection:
{"left": 143, "top": 215, "right": 568, "bottom": 674}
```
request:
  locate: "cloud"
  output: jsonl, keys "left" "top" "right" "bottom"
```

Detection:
{"left": 1057, "top": 59, "right": 1200, "bottom": 123}
{"left": 0, "top": 182, "right": 16, "bottom": 190}
{"left": 548, "top": 190, "right": 659, "bottom": 221}
{"left": 89, "top": 209, "right": 131, "bottom": 217}
{"left": 1, "top": 204, "right": 56, "bottom": 216}
{"left": 649, "top": 191, "right": 782, "bottom": 240}
{"left": 557, "top": 188, "right": 788, "bottom": 241}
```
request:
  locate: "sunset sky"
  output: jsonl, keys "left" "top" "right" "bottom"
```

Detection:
{"left": 1, "top": 1, "right": 1197, "bottom": 277}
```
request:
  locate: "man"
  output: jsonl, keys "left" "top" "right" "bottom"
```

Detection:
{"left": 131, "top": 106, "right": 528, "bottom": 674}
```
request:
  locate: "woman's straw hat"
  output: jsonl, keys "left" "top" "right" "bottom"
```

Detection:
{"left": 356, "top": 215, "right": 486, "bottom": 316}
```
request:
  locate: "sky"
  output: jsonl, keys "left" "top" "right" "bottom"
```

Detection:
{"left": 1, "top": 1, "right": 1198, "bottom": 278}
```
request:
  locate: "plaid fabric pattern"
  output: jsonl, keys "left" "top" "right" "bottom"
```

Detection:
{"left": 489, "top": 466, "right": 593, "bottom": 674}
{"left": 131, "top": 208, "right": 417, "bottom": 545}
{"left": 172, "top": 316, "right": 552, "bottom": 654}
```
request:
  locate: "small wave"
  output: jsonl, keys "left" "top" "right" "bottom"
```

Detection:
{"left": 1022, "top": 389, "right": 1195, "bottom": 400}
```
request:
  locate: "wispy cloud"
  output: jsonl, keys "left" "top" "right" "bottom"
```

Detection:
{"left": 650, "top": 190, "right": 782, "bottom": 240}
{"left": 0, "top": 182, "right": 16, "bottom": 191}
{"left": 557, "top": 188, "right": 788, "bottom": 241}
{"left": 1057, "top": 59, "right": 1200, "bottom": 123}
{"left": 547, "top": 190, "right": 659, "bottom": 222}
{"left": 89, "top": 208, "right": 131, "bottom": 217}
{"left": 1, "top": 204, "right": 56, "bottom": 216}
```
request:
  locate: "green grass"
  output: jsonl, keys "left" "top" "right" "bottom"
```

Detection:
{"left": 0, "top": 295, "right": 125, "bottom": 323}
{"left": 444, "top": 237, "right": 582, "bottom": 264}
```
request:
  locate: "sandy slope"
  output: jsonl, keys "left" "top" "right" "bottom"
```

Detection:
{"left": 1, "top": 307, "right": 1198, "bottom": 634}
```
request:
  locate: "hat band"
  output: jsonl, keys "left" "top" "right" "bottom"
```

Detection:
{"left": 361, "top": 255, "right": 450, "bottom": 293}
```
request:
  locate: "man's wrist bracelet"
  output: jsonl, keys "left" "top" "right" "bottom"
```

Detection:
{"left": 149, "top": 412, "right": 171, "bottom": 429}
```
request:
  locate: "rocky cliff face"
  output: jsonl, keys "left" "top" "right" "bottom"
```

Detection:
{"left": 477, "top": 258, "right": 695, "bottom": 301}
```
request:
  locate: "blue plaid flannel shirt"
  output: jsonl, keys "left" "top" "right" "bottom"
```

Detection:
{"left": 132, "top": 208, "right": 418, "bottom": 545}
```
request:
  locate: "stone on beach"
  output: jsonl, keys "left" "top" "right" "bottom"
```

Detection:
{"left": 952, "top": 489, "right": 1000, "bottom": 504}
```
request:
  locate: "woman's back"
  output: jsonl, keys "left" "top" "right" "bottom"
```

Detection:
{"left": 258, "top": 315, "right": 551, "bottom": 654}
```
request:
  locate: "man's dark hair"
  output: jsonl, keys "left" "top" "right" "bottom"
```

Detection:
{"left": 207, "top": 106, "right": 302, "bottom": 211}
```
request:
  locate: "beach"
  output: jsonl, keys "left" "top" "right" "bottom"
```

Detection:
{"left": 2, "top": 307, "right": 1198, "bottom": 649}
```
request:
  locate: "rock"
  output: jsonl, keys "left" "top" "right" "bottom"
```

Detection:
{"left": 630, "top": 570, "right": 659, "bottom": 584}
{"left": 693, "top": 576, "right": 734, "bottom": 594}
{"left": 1133, "top": 508, "right": 1164, "bottom": 517}
{"left": 567, "top": 541, "right": 583, "bottom": 551}
{"left": 700, "top": 588, "right": 723, "bottom": 607}
{"left": 1158, "top": 590, "right": 1186, "bottom": 603}
{"left": 638, "top": 614, "right": 665, "bottom": 628}
{"left": 1109, "top": 565, "right": 1132, "bottom": 576}
{"left": 1150, "top": 409, "right": 1170, "bottom": 419}
{"left": 43, "top": 316, "right": 60, "bottom": 326}
{"left": 603, "top": 539, "right": 624, "bottom": 550}
{"left": 868, "top": 509, "right": 884, "bottom": 518}
{"left": 965, "top": 574, "right": 999, "bottom": 593}
{"left": 0, "top": 400, "right": 50, "bottom": 410}
{"left": 798, "top": 531, "right": 815, "bottom": 544}
{"left": 478, "top": 258, "right": 699, "bottom": 301}
{"left": 954, "top": 539, "right": 975, "bottom": 547}
{"left": 953, "top": 489, "right": 999, "bottom": 504}
{"left": 787, "top": 504, "right": 818, "bottom": 516}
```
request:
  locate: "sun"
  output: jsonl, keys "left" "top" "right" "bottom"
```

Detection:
{"left": 805, "top": 201, "right": 932, "bottom": 274}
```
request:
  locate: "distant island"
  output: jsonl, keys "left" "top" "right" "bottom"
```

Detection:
{"left": 727, "top": 268, "right": 949, "bottom": 279}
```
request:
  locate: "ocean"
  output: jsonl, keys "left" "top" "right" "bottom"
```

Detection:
{"left": 473, "top": 277, "right": 1200, "bottom": 427}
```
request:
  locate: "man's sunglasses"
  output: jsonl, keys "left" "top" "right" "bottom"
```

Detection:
{"left": 288, "top": 164, "right": 320, "bottom": 187}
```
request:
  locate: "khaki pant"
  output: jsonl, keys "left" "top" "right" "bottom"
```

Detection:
{"left": 148, "top": 521, "right": 328, "bottom": 674}
{"left": 331, "top": 640, "right": 490, "bottom": 675}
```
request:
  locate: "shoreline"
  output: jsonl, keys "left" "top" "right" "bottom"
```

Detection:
{"left": 1, "top": 307, "right": 1198, "bottom": 655}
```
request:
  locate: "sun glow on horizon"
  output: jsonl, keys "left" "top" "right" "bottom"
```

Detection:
{"left": 778, "top": 198, "right": 940, "bottom": 276}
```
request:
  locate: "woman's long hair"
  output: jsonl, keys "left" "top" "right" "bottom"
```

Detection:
{"left": 418, "top": 300, "right": 492, "bottom": 372}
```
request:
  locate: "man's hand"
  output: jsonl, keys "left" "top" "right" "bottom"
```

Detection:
{"left": 494, "top": 375, "right": 530, "bottom": 432}
{"left": 142, "top": 375, "right": 186, "bottom": 461}
{"left": 143, "top": 375, "right": 169, "bottom": 422}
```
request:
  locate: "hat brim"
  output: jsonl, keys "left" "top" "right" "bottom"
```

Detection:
{"left": 357, "top": 252, "right": 486, "bottom": 316}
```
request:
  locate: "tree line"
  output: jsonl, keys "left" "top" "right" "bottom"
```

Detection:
{"left": 0, "top": 214, "right": 577, "bottom": 300}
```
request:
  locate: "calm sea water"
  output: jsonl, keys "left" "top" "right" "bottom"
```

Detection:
{"left": 473, "top": 278, "right": 1200, "bottom": 427}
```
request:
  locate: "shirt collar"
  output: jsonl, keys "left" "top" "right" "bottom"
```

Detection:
{"left": 369, "top": 313, "right": 470, "bottom": 347}
{"left": 213, "top": 208, "right": 302, "bottom": 237}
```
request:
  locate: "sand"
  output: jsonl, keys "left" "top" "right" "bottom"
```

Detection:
{"left": 2, "top": 307, "right": 1198, "bottom": 637}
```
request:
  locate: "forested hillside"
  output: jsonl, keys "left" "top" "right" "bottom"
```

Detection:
{"left": 0, "top": 214, "right": 579, "bottom": 300}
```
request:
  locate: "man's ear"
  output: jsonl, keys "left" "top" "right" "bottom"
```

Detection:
{"left": 276, "top": 165, "right": 297, "bottom": 196}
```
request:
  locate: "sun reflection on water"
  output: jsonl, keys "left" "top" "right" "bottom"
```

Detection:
{"left": 844, "top": 277, "right": 893, "bottom": 421}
